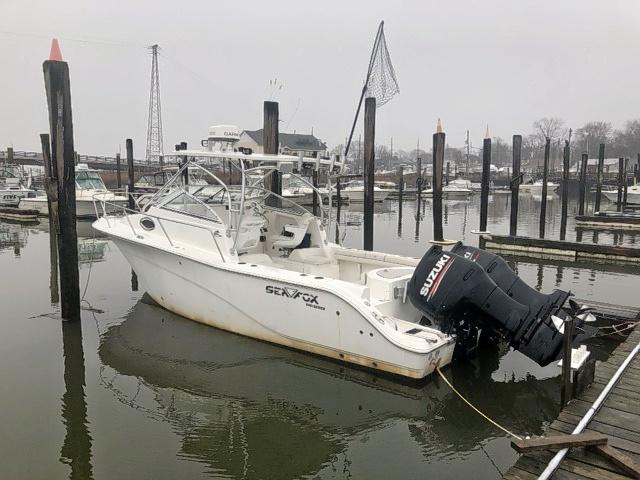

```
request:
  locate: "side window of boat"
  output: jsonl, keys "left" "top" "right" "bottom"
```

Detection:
{"left": 162, "top": 192, "right": 222, "bottom": 223}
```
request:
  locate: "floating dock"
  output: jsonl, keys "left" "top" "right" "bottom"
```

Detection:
{"left": 0, "top": 207, "right": 39, "bottom": 222}
{"left": 503, "top": 326, "right": 640, "bottom": 479}
{"left": 575, "top": 214, "right": 640, "bottom": 231}
{"left": 480, "top": 234, "right": 640, "bottom": 264}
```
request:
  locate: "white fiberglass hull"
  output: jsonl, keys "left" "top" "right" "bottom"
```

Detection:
{"left": 20, "top": 195, "right": 127, "bottom": 218}
{"left": 602, "top": 188, "right": 640, "bottom": 205}
{"left": 342, "top": 190, "right": 389, "bottom": 203}
{"left": 520, "top": 183, "right": 559, "bottom": 193}
{"left": 103, "top": 235, "right": 454, "bottom": 379}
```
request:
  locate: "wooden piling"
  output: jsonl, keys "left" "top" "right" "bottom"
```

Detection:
{"left": 539, "top": 137, "right": 550, "bottom": 239}
{"left": 561, "top": 318, "right": 575, "bottom": 407}
{"left": 397, "top": 166, "right": 404, "bottom": 238}
{"left": 578, "top": 153, "right": 588, "bottom": 216}
{"left": 479, "top": 137, "right": 491, "bottom": 233}
{"left": 126, "top": 139, "right": 135, "bottom": 210}
{"left": 560, "top": 140, "right": 570, "bottom": 241}
{"left": 43, "top": 56, "right": 80, "bottom": 321}
{"left": 7, "top": 146, "right": 13, "bottom": 165}
{"left": 595, "top": 143, "right": 605, "bottom": 212}
{"left": 623, "top": 158, "right": 629, "bottom": 207}
{"left": 334, "top": 177, "right": 341, "bottom": 244}
{"left": 617, "top": 157, "right": 624, "bottom": 212}
{"left": 312, "top": 170, "right": 319, "bottom": 216}
{"left": 432, "top": 131, "right": 445, "bottom": 241}
{"left": 263, "top": 101, "right": 281, "bottom": 196}
{"left": 509, "top": 135, "right": 522, "bottom": 237}
{"left": 445, "top": 161, "right": 450, "bottom": 186}
{"left": 41, "top": 133, "right": 59, "bottom": 304}
{"left": 178, "top": 142, "right": 189, "bottom": 186}
{"left": 363, "top": 97, "right": 376, "bottom": 251}
{"left": 116, "top": 153, "right": 122, "bottom": 189}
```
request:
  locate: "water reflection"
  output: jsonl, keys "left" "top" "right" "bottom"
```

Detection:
{"left": 60, "top": 320, "right": 94, "bottom": 480}
{"left": 98, "top": 299, "right": 561, "bottom": 479}
{"left": 0, "top": 221, "right": 30, "bottom": 255}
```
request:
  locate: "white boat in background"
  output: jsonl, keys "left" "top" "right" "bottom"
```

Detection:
{"left": 282, "top": 174, "right": 315, "bottom": 205}
{"left": 602, "top": 184, "right": 640, "bottom": 205}
{"left": 0, "top": 164, "right": 37, "bottom": 206}
{"left": 342, "top": 180, "right": 390, "bottom": 203}
{"left": 20, "top": 164, "right": 127, "bottom": 219}
{"left": 519, "top": 180, "right": 559, "bottom": 193}
{"left": 92, "top": 145, "right": 454, "bottom": 379}
{"left": 423, "top": 182, "right": 473, "bottom": 199}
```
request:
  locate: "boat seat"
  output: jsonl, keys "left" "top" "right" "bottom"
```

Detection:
{"left": 238, "top": 253, "right": 273, "bottom": 265}
{"left": 288, "top": 247, "right": 332, "bottom": 265}
{"left": 271, "top": 224, "right": 308, "bottom": 249}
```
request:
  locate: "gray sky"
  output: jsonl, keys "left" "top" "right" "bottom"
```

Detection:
{"left": 2, "top": 0, "right": 639, "bottom": 158}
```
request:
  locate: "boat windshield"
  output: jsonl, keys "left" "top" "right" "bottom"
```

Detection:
{"left": 76, "top": 171, "right": 107, "bottom": 190}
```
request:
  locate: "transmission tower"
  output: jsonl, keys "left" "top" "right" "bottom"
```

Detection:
{"left": 145, "top": 44, "right": 164, "bottom": 164}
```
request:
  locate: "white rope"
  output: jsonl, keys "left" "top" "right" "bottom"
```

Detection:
{"left": 436, "top": 367, "right": 523, "bottom": 440}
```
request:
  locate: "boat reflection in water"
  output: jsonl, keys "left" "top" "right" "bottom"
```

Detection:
{"left": 98, "top": 298, "right": 561, "bottom": 479}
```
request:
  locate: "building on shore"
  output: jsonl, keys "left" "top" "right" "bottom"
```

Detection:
{"left": 237, "top": 129, "right": 327, "bottom": 157}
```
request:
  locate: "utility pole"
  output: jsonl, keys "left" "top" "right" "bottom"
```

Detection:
{"left": 145, "top": 44, "right": 164, "bottom": 164}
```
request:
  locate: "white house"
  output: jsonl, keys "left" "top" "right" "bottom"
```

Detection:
{"left": 236, "top": 129, "right": 327, "bottom": 157}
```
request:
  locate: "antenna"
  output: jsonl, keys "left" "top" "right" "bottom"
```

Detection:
{"left": 145, "top": 44, "right": 164, "bottom": 164}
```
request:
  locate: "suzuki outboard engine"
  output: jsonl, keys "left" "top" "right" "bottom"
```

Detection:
{"left": 407, "top": 244, "right": 593, "bottom": 366}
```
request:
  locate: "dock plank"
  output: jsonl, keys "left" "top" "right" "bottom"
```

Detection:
{"left": 504, "top": 325, "right": 640, "bottom": 479}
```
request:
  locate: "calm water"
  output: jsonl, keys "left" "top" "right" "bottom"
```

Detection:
{"left": 0, "top": 190, "right": 636, "bottom": 479}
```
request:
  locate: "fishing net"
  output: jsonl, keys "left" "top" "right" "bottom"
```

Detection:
{"left": 365, "top": 22, "right": 399, "bottom": 107}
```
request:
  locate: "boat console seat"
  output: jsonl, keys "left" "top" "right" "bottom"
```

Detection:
{"left": 271, "top": 224, "right": 308, "bottom": 249}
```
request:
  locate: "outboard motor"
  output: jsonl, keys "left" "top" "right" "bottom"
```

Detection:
{"left": 407, "top": 244, "right": 593, "bottom": 366}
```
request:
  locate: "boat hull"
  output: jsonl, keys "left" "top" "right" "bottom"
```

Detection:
{"left": 602, "top": 190, "right": 640, "bottom": 205}
{"left": 108, "top": 236, "right": 453, "bottom": 379}
{"left": 20, "top": 196, "right": 127, "bottom": 219}
{"left": 342, "top": 190, "right": 389, "bottom": 203}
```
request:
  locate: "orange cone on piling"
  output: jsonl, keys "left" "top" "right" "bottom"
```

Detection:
{"left": 49, "top": 38, "right": 63, "bottom": 61}
{"left": 436, "top": 118, "right": 443, "bottom": 133}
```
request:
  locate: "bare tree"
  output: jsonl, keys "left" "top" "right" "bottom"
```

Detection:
{"left": 574, "top": 121, "right": 613, "bottom": 155}
{"left": 532, "top": 117, "right": 566, "bottom": 143}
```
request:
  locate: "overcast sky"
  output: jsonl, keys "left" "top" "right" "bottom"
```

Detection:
{"left": 1, "top": 0, "right": 639, "bottom": 158}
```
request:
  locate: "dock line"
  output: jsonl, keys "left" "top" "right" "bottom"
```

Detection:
{"left": 436, "top": 367, "right": 523, "bottom": 440}
{"left": 537, "top": 337, "right": 640, "bottom": 480}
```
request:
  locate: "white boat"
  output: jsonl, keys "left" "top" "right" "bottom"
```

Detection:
{"left": 20, "top": 164, "right": 127, "bottom": 219}
{"left": 519, "top": 180, "right": 559, "bottom": 193}
{"left": 92, "top": 133, "right": 591, "bottom": 379}
{"left": 602, "top": 184, "right": 640, "bottom": 205}
{"left": 281, "top": 174, "right": 315, "bottom": 205}
{"left": 93, "top": 149, "right": 454, "bottom": 379}
{"left": 0, "top": 164, "right": 37, "bottom": 206}
{"left": 341, "top": 180, "right": 390, "bottom": 203}
{"left": 423, "top": 183, "right": 472, "bottom": 199}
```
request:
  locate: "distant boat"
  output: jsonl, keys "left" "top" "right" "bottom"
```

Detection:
{"left": 0, "top": 164, "right": 37, "bottom": 206}
{"left": 602, "top": 184, "right": 640, "bottom": 205}
{"left": 423, "top": 179, "right": 472, "bottom": 198}
{"left": 519, "top": 180, "right": 559, "bottom": 194}
{"left": 20, "top": 164, "right": 127, "bottom": 219}
{"left": 341, "top": 180, "right": 390, "bottom": 202}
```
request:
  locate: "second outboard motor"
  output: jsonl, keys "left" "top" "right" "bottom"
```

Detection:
{"left": 407, "top": 245, "right": 590, "bottom": 366}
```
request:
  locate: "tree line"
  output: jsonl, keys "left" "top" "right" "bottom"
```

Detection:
{"left": 332, "top": 117, "right": 640, "bottom": 171}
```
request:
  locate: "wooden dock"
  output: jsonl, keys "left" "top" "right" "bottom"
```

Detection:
{"left": 575, "top": 214, "right": 640, "bottom": 231}
{"left": 480, "top": 234, "right": 640, "bottom": 264}
{"left": 504, "top": 326, "right": 640, "bottom": 479}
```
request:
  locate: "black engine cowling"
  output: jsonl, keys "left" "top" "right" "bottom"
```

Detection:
{"left": 407, "top": 243, "right": 588, "bottom": 366}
